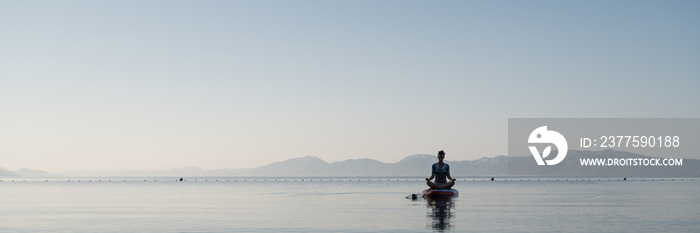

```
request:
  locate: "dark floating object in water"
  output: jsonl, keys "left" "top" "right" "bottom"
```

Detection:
{"left": 406, "top": 193, "right": 420, "bottom": 200}
{"left": 490, "top": 177, "right": 494, "bottom": 181}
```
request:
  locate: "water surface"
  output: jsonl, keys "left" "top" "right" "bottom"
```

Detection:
{"left": 1, "top": 177, "right": 698, "bottom": 232}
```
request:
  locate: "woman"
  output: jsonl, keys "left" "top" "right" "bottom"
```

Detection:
{"left": 426, "top": 150, "right": 456, "bottom": 189}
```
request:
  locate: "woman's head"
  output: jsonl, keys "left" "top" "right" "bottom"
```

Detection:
{"left": 437, "top": 150, "right": 445, "bottom": 160}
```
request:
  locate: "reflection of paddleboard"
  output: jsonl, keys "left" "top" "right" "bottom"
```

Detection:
{"left": 422, "top": 188, "right": 458, "bottom": 197}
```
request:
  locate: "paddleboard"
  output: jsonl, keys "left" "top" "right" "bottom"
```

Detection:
{"left": 422, "top": 188, "right": 458, "bottom": 197}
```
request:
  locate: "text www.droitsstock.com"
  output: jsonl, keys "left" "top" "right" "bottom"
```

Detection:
{"left": 580, "top": 157, "right": 683, "bottom": 166}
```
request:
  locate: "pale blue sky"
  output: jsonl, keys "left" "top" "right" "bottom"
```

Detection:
{"left": 1, "top": 1, "right": 699, "bottom": 172}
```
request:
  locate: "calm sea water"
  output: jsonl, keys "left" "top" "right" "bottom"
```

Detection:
{"left": 1, "top": 177, "right": 698, "bottom": 232}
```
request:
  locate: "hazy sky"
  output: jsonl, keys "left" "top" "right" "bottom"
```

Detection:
{"left": 1, "top": 1, "right": 699, "bottom": 172}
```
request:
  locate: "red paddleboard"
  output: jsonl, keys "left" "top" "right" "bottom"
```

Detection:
{"left": 422, "top": 188, "right": 459, "bottom": 197}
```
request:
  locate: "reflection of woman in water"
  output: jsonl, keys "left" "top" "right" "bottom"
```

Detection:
{"left": 425, "top": 150, "right": 456, "bottom": 189}
{"left": 425, "top": 196, "right": 454, "bottom": 231}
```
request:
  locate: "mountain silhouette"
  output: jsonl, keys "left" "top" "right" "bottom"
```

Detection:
{"left": 241, "top": 154, "right": 504, "bottom": 176}
{"left": 0, "top": 167, "right": 20, "bottom": 177}
{"left": 7, "top": 150, "right": 698, "bottom": 177}
{"left": 245, "top": 156, "right": 329, "bottom": 176}
{"left": 14, "top": 167, "right": 53, "bottom": 177}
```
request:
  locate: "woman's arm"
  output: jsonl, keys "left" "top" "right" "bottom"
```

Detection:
{"left": 446, "top": 164, "right": 456, "bottom": 181}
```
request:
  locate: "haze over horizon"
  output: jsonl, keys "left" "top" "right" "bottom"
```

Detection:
{"left": 2, "top": 1, "right": 699, "bottom": 172}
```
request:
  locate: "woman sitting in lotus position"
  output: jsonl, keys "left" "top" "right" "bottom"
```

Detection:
{"left": 426, "top": 150, "right": 456, "bottom": 189}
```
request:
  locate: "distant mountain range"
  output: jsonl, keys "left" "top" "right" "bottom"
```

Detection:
{"left": 0, "top": 167, "right": 53, "bottom": 177}
{"left": 242, "top": 154, "right": 508, "bottom": 176}
{"left": 2, "top": 150, "right": 698, "bottom": 177}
